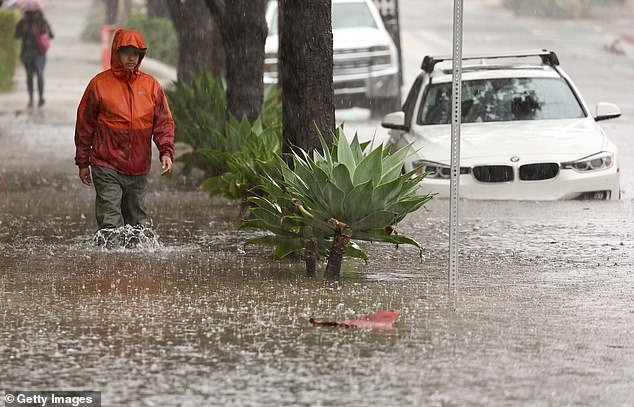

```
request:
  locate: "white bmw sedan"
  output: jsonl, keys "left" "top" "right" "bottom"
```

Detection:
{"left": 382, "top": 50, "right": 622, "bottom": 200}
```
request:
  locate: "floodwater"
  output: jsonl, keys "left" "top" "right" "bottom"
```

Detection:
{"left": 2, "top": 0, "right": 634, "bottom": 405}
{"left": 1, "top": 166, "right": 633, "bottom": 406}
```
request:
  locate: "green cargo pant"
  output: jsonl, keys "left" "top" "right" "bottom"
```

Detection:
{"left": 91, "top": 165, "right": 150, "bottom": 230}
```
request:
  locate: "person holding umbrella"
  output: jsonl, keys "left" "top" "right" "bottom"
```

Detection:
{"left": 13, "top": 1, "right": 53, "bottom": 108}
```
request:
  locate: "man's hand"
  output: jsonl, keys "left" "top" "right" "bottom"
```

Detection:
{"left": 79, "top": 167, "right": 92, "bottom": 185}
{"left": 161, "top": 156, "right": 173, "bottom": 176}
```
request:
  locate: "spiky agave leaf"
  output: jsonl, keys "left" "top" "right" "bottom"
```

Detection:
{"left": 241, "top": 182, "right": 369, "bottom": 263}
{"left": 282, "top": 126, "right": 433, "bottom": 251}
{"left": 243, "top": 125, "right": 431, "bottom": 278}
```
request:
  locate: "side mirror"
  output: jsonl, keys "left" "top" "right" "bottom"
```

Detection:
{"left": 595, "top": 102, "right": 621, "bottom": 121}
{"left": 381, "top": 111, "right": 407, "bottom": 130}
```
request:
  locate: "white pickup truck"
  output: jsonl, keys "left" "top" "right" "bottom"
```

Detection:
{"left": 264, "top": 0, "right": 401, "bottom": 115}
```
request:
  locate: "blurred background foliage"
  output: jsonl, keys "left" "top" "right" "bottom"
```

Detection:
{"left": 0, "top": 9, "right": 21, "bottom": 92}
{"left": 166, "top": 71, "right": 282, "bottom": 209}
{"left": 81, "top": 0, "right": 177, "bottom": 66}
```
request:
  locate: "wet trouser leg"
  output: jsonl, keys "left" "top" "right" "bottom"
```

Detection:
{"left": 34, "top": 54, "right": 46, "bottom": 104}
{"left": 121, "top": 172, "right": 149, "bottom": 227}
{"left": 91, "top": 165, "right": 150, "bottom": 230}
{"left": 23, "top": 60, "right": 35, "bottom": 104}
{"left": 91, "top": 165, "right": 125, "bottom": 229}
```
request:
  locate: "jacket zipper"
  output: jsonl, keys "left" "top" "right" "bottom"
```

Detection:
{"left": 128, "top": 74, "right": 133, "bottom": 168}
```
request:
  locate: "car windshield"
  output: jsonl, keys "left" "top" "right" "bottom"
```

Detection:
{"left": 333, "top": 3, "right": 377, "bottom": 29}
{"left": 268, "top": 2, "right": 376, "bottom": 35}
{"left": 418, "top": 77, "right": 585, "bottom": 125}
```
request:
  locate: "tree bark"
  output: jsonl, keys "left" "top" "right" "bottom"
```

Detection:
{"left": 103, "top": 0, "right": 118, "bottom": 25}
{"left": 147, "top": 0, "right": 170, "bottom": 18}
{"left": 324, "top": 219, "right": 351, "bottom": 280}
{"left": 167, "top": 0, "right": 224, "bottom": 85}
{"left": 304, "top": 238, "right": 317, "bottom": 277}
{"left": 279, "top": 0, "right": 334, "bottom": 157}
{"left": 204, "top": 0, "right": 268, "bottom": 122}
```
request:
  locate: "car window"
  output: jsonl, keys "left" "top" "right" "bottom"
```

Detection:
{"left": 332, "top": 3, "right": 377, "bottom": 29}
{"left": 268, "top": 2, "right": 377, "bottom": 35}
{"left": 417, "top": 77, "right": 585, "bottom": 125}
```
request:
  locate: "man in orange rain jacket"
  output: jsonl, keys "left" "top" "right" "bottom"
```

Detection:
{"left": 74, "top": 29, "right": 174, "bottom": 231}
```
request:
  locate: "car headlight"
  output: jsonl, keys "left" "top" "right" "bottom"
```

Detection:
{"left": 413, "top": 160, "right": 450, "bottom": 178}
{"left": 413, "top": 160, "right": 471, "bottom": 178}
{"left": 562, "top": 152, "right": 614, "bottom": 172}
{"left": 369, "top": 45, "right": 393, "bottom": 66}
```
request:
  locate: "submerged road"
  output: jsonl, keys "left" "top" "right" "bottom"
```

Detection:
{"left": 1, "top": 1, "right": 633, "bottom": 406}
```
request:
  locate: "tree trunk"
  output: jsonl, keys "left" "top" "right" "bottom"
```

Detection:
{"left": 205, "top": 0, "right": 268, "bottom": 123}
{"left": 103, "top": 0, "right": 118, "bottom": 24}
{"left": 166, "top": 0, "right": 224, "bottom": 85}
{"left": 324, "top": 219, "right": 351, "bottom": 280}
{"left": 280, "top": 0, "right": 335, "bottom": 157}
{"left": 304, "top": 238, "right": 317, "bottom": 277}
{"left": 147, "top": 0, "right": 170, "bottom": 18}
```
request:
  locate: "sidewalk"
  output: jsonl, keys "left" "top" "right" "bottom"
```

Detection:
{"left": 0, "top": 0, "right": 176, "bottom": 174}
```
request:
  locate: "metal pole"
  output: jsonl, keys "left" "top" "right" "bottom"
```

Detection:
{"left": 449, "top": 0, "right": 464, "bottom": 289}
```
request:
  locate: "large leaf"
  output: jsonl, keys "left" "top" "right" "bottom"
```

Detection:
{"left": 320, "top": 182, "right": 346, "bottom": 220}
{"left": 353, "top": 230, "right": 422, "bottom": 248}
{"left": 332, "top": 163, "right": 354, "bottom": 193}
{"left": 336, "top": 131, "right": 357, "bottom": 175}
{"left": 310, "top": 310, "right": 400, "bottom": 330}
{"left": 380, "top": 144, "right": 415, "bottom": 184}
{"left": 342, "top": 179, "right": 375, "bottom": 223}
{"left": 351, "top": 210, "right": 397, "bottom": 231}
{"left": 199, "top": 175, "right": 225, "bottom": 196}
{"left": 345, "top": 242, "right": 369, "bottom": 261}
{"left": 352, "top": 144, "right": 383, "bottom": 186}
{"left": 387, "top": 196, "right": 433, "bottom": 221}
{"left": 244, "top": 235, "right": 304, "bottom": 259}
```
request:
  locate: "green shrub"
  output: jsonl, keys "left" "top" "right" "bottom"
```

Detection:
{"left": 0, "top": 9, "right": 21, "bottom": 92}
{"left": 167, "top": 71, "right": 283, "bottom": 212}
{"left": 79, "top": 4, "right": 177, "bottom": 67}
{"left": 166, "top": 71, "right": 228, "bottom": 177}
{"left": 242, "top": 127, "right": 434, "bottom": 279}
{"left": 127, "top": 16, "right": 177, "bottom": 66}
{"left": 199, "top": 116, "right": 282, "bottom": 214}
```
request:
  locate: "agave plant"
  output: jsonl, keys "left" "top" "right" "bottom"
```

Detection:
{"left": 241, "top": 171, "right": 368, "bottom": 276}
{"left": 244, "top": 127, "right": 433, "bottom": 279}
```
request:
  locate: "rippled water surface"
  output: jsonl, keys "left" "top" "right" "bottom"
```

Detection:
{"left": 2, "top": 0, "right": 634, "bottom": 404}
{"left": 1, "top": 171, "right": 633, "bottom": 406}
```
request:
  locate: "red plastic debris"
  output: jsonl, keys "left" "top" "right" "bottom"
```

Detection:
{"left": 310, "top": 309, "right": 400, "bottom": 330}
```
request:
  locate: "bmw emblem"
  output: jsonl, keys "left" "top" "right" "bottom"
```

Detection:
{"left": 510, "top": 155, "right": 520, "bottom": 163}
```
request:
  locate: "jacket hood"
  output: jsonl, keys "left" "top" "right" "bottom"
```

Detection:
{"left": 110, "top": 29, "right": 147, "bottom": 79}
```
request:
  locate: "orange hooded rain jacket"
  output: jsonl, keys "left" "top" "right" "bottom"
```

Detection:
{"left": 74, "top": 29, "right": 174, "bottom": 176}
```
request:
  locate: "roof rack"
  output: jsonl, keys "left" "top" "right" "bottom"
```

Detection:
{"left": 421, "top": 49, "right": 559, "bottom": 73}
